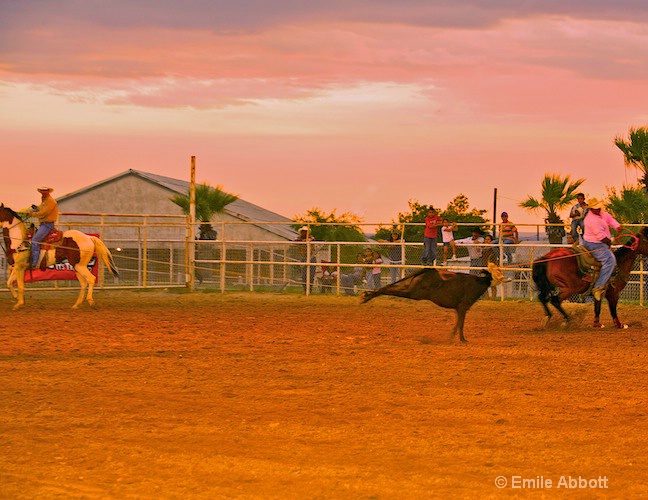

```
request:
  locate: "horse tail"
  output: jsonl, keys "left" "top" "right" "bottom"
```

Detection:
{"left": 532, "top": 258, "right": 551, "bottom": 302}
{"left": 90, "top": 236, "right": 120, "bottom": 277}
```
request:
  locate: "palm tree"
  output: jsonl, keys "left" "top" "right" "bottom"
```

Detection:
{"left": 519, "top": 174, "right": 585, "bottom": 244}
{"left": 614, "top": 127, "right": 648, "bottom": 193}
{"left": 605, "top": 184, "right": 648, "bottom": 224}
{"left": 171, "top": 183, "right": 238, "bottom": 240}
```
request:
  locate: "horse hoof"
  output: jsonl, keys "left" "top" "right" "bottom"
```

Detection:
{"left": 541, "top": 317, "right": 550, "bottom": 328}
{"left": 593, "top": 322, "right": 604, "bottom": 329}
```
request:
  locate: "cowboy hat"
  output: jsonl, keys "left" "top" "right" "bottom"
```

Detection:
{"left": 299, "top": 226, "right": 309, "bottom": 232}
{"left": 37, "top": 186, "right": 54, "bottom": 193}
{"left": 588, "top": 198, "right": 603, "bottom": 209}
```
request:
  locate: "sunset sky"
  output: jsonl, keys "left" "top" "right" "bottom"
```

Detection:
{"left": 2, "top": 1, "right": 647, "bottom": 228}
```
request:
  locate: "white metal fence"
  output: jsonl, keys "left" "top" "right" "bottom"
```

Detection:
{"left": 2, "top": 216, "right": 647, "bottom": 305}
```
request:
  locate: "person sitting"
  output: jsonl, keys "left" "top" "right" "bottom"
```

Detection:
{"left": 569, "top": 193, "right": 588, "bottom": 244}
{"left": 339, "top": 252, "right": 367, "bottom": 295}
{"left": 581, "top": 198, "right": 623, "bottom": 300}
{"left": 29, "top": 186, "right": 59, "bottom": 269}
{"left": 499, "top": 211, "right": 518, "bottom": 264}
{"left": 319, "top": 261, "right": 336, "bottom": 293}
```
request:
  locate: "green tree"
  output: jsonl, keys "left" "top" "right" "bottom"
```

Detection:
{"left": 441, "top": 194, "right": 489, "bottom": 239}
{"left": 375, "top": 196, "right": 488, "bottom": 242}
{"left": 520, "top": 174, "right": 585, "bottom": 244}
{"left": 614, "top": 127, "right": 648, "bottom": 193}
{"left": 171, "top": 183, "right": 238, "bottom": 240}
{"left": 605, "top": 184, "right": 648, "bottom": 224}
{"left": 293, "top": 208, "right": 366, "bottom": 262}
{"left": 374, "top": 200, "right": 432, "bottom": 242}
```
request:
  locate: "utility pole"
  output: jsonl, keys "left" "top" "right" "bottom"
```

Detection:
{"left": 493, "top": 188, "right": 498, "bottom": 240}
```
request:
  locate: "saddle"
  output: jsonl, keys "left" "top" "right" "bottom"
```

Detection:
{"left": 571, "top": 244, "right": 602, "bottom": 284}
{"left": 26, "top": 225, "right": 64, "bottom": 245}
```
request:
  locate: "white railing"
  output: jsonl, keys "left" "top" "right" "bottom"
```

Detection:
{"left": 2, "top": 216, "right": 646, "bottom": 305}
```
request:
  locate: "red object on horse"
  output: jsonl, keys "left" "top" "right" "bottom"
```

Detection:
{"left": 23, "top": 233, "right": 101, "bottom": 283}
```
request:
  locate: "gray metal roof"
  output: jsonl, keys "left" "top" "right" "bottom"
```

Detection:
{"left": 58, "top": 169, "right": 298, "bottom": 240}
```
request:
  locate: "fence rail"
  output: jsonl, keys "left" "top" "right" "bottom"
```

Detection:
{"left": 1, "top": 216, "right": 646, "bottom": 305}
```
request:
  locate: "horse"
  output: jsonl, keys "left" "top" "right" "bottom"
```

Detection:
{"left": 0, "top": 203, "right": 119, "bottom": 310}
{"left": 532, "top": 227, "right": 648, "bottom": 329}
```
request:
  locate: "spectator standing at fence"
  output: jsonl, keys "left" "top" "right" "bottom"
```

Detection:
{"left": 569, "top": 193, "right": 588, "bottom": 244}
{"left": 499, "top": 212, "right": 518, "bottom": 264}
{"left": 455, "top": 228, "right": 484, "bottom": 274}
{"left": 422, "top": 207, "right": 442, "bottom": 266}
{"left": 441, "top": 219, "right": 458, "bottom": 265}
{"left": 294, "top": 226, "right": 316, "bottom": 292}
{"left": 370, "top": 250, "right": 383, "bottom": 289}
{"left": 582, "top": 198, "right": 623, "bottom": 301}
{"left": 29, "top": 186, "right": 59, "bottom": 269}
{"left": 379, "top": 231, "right": 404, "bottom": 283}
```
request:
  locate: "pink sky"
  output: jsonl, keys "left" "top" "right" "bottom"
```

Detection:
{"left": 2, "top": 1, "right": 648, "bottom": 228}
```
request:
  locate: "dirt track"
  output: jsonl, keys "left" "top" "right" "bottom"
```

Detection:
{"left": 1, "top": 290, "right": 646, "bottom": 498}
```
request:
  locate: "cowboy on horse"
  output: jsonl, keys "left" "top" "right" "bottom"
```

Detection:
{"left": 28, "top": 186, "right": 59, "bottom": 269}
{"left": 581, "top": 198, "right": 624, "bottom": 300}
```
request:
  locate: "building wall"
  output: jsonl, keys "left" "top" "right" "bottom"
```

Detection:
{"left": 56, "top": 174, "right": 291, "bottom": 245}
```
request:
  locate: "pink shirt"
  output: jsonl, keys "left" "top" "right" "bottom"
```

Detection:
{"left": 583, "top": 211, "right": 620, "bottom": 243}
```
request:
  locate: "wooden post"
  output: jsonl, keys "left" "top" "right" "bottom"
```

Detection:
{"left": 188, "top": 156, "right": 196, "bottom": 291}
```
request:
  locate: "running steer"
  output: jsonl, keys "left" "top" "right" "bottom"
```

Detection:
{"left": 361, "top": 263, "right": 508, "bottom": 342}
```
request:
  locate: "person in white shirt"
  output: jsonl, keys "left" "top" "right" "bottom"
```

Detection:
{"left": 569, "top": 193, "right": 588, "bottom": 243}
{"left": 441, "top": 219, "right": 458, "bottom": 264}
{"left": 455, "top": 228, "right": 484, "bottom": 274}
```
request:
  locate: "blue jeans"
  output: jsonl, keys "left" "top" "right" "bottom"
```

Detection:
{"left": 501, "top": 238, "right": 515, "bottom": 263}
{"left": 422, "top": 237, "right": 437, "bottom": 264}
{"left": 570, "top": 219, "right": 584, "bottom": 243}
{"left": 583, "top": 240, "right": 616, "bottom": 288}
{"left": 389, "top": 262, "right": 402, "bottom": 283}
{"left": 31, "top": 222, "right": 54, "bottom": 267}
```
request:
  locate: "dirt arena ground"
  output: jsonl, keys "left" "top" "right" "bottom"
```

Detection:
{"left": 0, "top": 289, "right": 646, "bottom": 498}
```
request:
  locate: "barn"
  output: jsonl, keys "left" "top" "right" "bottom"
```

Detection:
{"left": 56, "top": 169, "right": 296, "bottom": 242}
{"left": 53, "top": 169, "right": 298, "bottom": 287}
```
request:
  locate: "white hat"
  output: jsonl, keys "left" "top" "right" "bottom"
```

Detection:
{"left": 299, "top": 226, "right": 309, "bottom": 232}
{"left": 37, "top": 186, "right": 54, "bottom": 193}
{"left": 588, "top": 198, "right": 603, "bottom": 209}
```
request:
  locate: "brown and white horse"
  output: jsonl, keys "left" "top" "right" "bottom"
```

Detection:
{"left": 1, "top": 203, "right": 119, "bottom": 309}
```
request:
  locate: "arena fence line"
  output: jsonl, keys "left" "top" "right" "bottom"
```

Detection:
{"left": 1, "top": 216, "right": 645, "bottom": 305}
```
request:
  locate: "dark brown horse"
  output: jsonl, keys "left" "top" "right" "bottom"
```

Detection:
{"left": 532, "top": 227, "right": 648, "bottom": 328}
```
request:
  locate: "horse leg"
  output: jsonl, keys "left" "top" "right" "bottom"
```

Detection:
{"left": 549, "top": 295, "right": 570, "bottom": 325}
{"left": 539, "top": 297, "right": 552, "bottom": 327}
{"left": 607, "top": 294, "right": 627, "bottom": 329}
{"left": 74, "top": 264, "right": 97, "bottom": 308}
{"left": 7, "top": 267, "right": 18, "bottom": 300}
{"left": 10, "top": 267, "right": 26, "bottom": 310}
{"left": 593, "top": 299, "right": 604, "bottom": 328}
